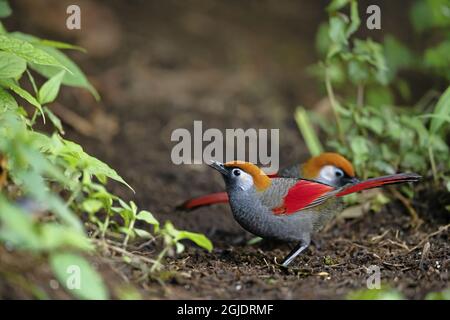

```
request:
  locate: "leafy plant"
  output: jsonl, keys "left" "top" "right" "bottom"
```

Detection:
{"left": 0, "top": 1, "right": 212, "bottom": 299}
{"left": 296, "top": 0, "right": 450, "bottom": 203}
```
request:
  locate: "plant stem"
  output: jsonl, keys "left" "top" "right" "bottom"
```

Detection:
{"left": 357, "top": 84, "right": 364, "bottom": 108}
{"left": 150, "top": 246, "right": 168, "bottom": 273}
{"left": 101, "top": 213, "right": 110, "bottom": 239}
{"left": 30, "top": 109, "right": 39, "bottom": 127}
{"left": 428, "top": 144, "right": 438, "bottom": 185}
{"left": 325, "top": 67, "right": 345, "bottom": 145}
{"left": 122, "top": 218, "right": 135, "bottom": 248}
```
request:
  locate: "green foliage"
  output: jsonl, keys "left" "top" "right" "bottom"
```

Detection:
{"left": 348, "top": 286, "right": 450, "bottom": 300}
{"left": 297, "top": 0, "right": 450, "bottom": 194}
{"left": 0, "top": 1, "right": 212, "bottom": 299}
{"left": 295, "top": 107, "right": 324, "bottom": 156}
{"left": 347, "top": 286, "right": 404, "bottom": 300}
{"left": 10, "top": 32, "right": 99, "bottom": 99}
{"left": 425, "top": 288, "right": 450, "bottom": 300}
{"left": 162, "top": 221, "right": 213, "bottom": 253}
{"left": 0, "top": 34, "right": 69, "bottom": 71}
{"left": 0, "top": 0, "right": 12, "bottom": 18}
{"left": 49, "top": 252, "right": 109, "bottom": 300}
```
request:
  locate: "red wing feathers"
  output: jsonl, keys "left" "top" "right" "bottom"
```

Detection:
{"left": 336, "top": 173, "right": 421, "bottom": 197}
{"left": 272, "top": 173, "right": 421, "bottom": 215}
{"left": 273, "top": 180, "right": 337, "bottom": 215}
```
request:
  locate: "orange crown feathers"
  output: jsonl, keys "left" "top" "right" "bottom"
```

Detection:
{"left": 224, "top": 161, "right": 272, "bottom": 191}
{"left": 301, "top": 153, "right": 355, "bottom": 180}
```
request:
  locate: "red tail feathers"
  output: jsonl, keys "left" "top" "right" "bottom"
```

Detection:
{"left": 336, "top": 173, "right": 421, "bottom": 197}
{"left": 180, "top": 192, "right": 229, "bottom": 210}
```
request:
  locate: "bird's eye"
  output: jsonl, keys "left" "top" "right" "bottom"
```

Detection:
{"left": 335, "top": 169, "right": 344, "bottom": 177}
{"left": 232, "top": 169, "right": 241, "bottom": 176}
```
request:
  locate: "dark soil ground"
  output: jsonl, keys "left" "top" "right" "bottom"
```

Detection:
{"left": 4, "top": 0, "right": 449, "bottom": 299}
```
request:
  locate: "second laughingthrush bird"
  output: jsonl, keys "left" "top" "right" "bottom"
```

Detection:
{"left": 208, "top": 160, "right": 420, "bottom": 267}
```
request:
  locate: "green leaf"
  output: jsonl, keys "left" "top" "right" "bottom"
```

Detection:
{"left": 0, "top": 0, "right": 12, "bottom": 18}
{"left": 0, "top": 86, "right": 17, "bottom": 111}
{"left": 348, "top": 60, "right": 369, "bottom": 84}
{"left": 360, "top": 116, "right": 384, "bottom": 135}
{"left": 0, "top": 78, "right": 43, "bottom": 118}
{"left": 410, "top": 0, "right": 450, "bottom": 32}
{"left": 43, "top": 106, "right": 64, "bottom": 134}
{"left": 330, "top": 17, "right": 348, "bottom": 44}
{"left": 247, "top": 237, "right": 263, "bottom": 245}
{"left": 295, "top": 107, "right": 323, "bottom": 156}
{"left": 410, "top": 0, "right": 432, "bottom": 32}
{"left": 40, "top": 224, "right": 93, "bottom": 251}
{"left": 118, "top": 199, "right": 131, "bottom": 211}
{"left": 136, "top": 210, "right": 160, "bottom": 231}
{"left": 0, "top": 195, "right": 40, "bottom": 250}
{"left": 37, "top": 39, "right": 86, "bottom": 52}
{"left": 176, "top": 242, "right": 185, "bottom": 254}
{"left": 176, "top": 230, "right": 213, "bottom": 252}
{"left": 424, "top": 41, "right": 450, "bottom": 79}
{"left": 44, "top": 137, "right": 134, "bottom": 192}
{"left": 134, "top": 228, "right": 153, "bottom": 239}
{"left": 49, "top": 253, "right": 108, "bottom": 300}
{"left": 430, "top": 87, "right": 450, "bottom": 134}
{"left": 366, "top": 86, "right": 394, "bottom": 108}
{"left": 346, "top": 0, "right": 361, "bottom": 37}
{"left": 350, "top": 136, "right": 369, "bottom": 158}
{"left": 31, "top": 47, "right": 99, "bottom": 99}
{"left": 10, "top": 32, "right": 99, "bottom": 99}
{"left": 0, "top": 35, "right": 68, "bottom": 71}
{"left": 0, "top": 51, "right": 26, "bottom": 78}
{"left": 315, "top": 23, "right": 330, "bottom": 57}
{"left": 81, "top": 199, "right": 104, "bottom": 215}
{"left": 383, "top": 35, "right": 415, "bottom": 81}
{"left": 38, "top": 70, "right": 65, "bottom": 105}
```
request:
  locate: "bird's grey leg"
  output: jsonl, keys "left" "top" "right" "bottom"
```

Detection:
{"left": 281, "top": 240, "right": 310, "bottom": 267}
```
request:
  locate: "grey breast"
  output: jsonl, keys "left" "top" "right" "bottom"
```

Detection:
{"left": 227, "top": 179, "right": 320, "bottom": 242}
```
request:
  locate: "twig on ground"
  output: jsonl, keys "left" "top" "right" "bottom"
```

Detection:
{"left": 419, "top": 241, "right": 431, "bottom": 270}
{"left": 370, "top": 229, "right": 390, "bottom": 243}
{"left": 379, "top": 239, "right": 410, "bottom": 251}
{"left": 408, "top": 224, "right": 450, "bottom": 253}
{"left": 93, "top": 238, "right": 159, "bottom": 265}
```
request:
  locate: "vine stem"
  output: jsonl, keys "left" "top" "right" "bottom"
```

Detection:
{"left": 325, "top": 67, "right": 345, "bottom": 145}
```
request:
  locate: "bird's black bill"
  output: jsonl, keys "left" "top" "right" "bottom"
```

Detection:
{"left": 208, "top": 160, "right": 228, "bottom": 175}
